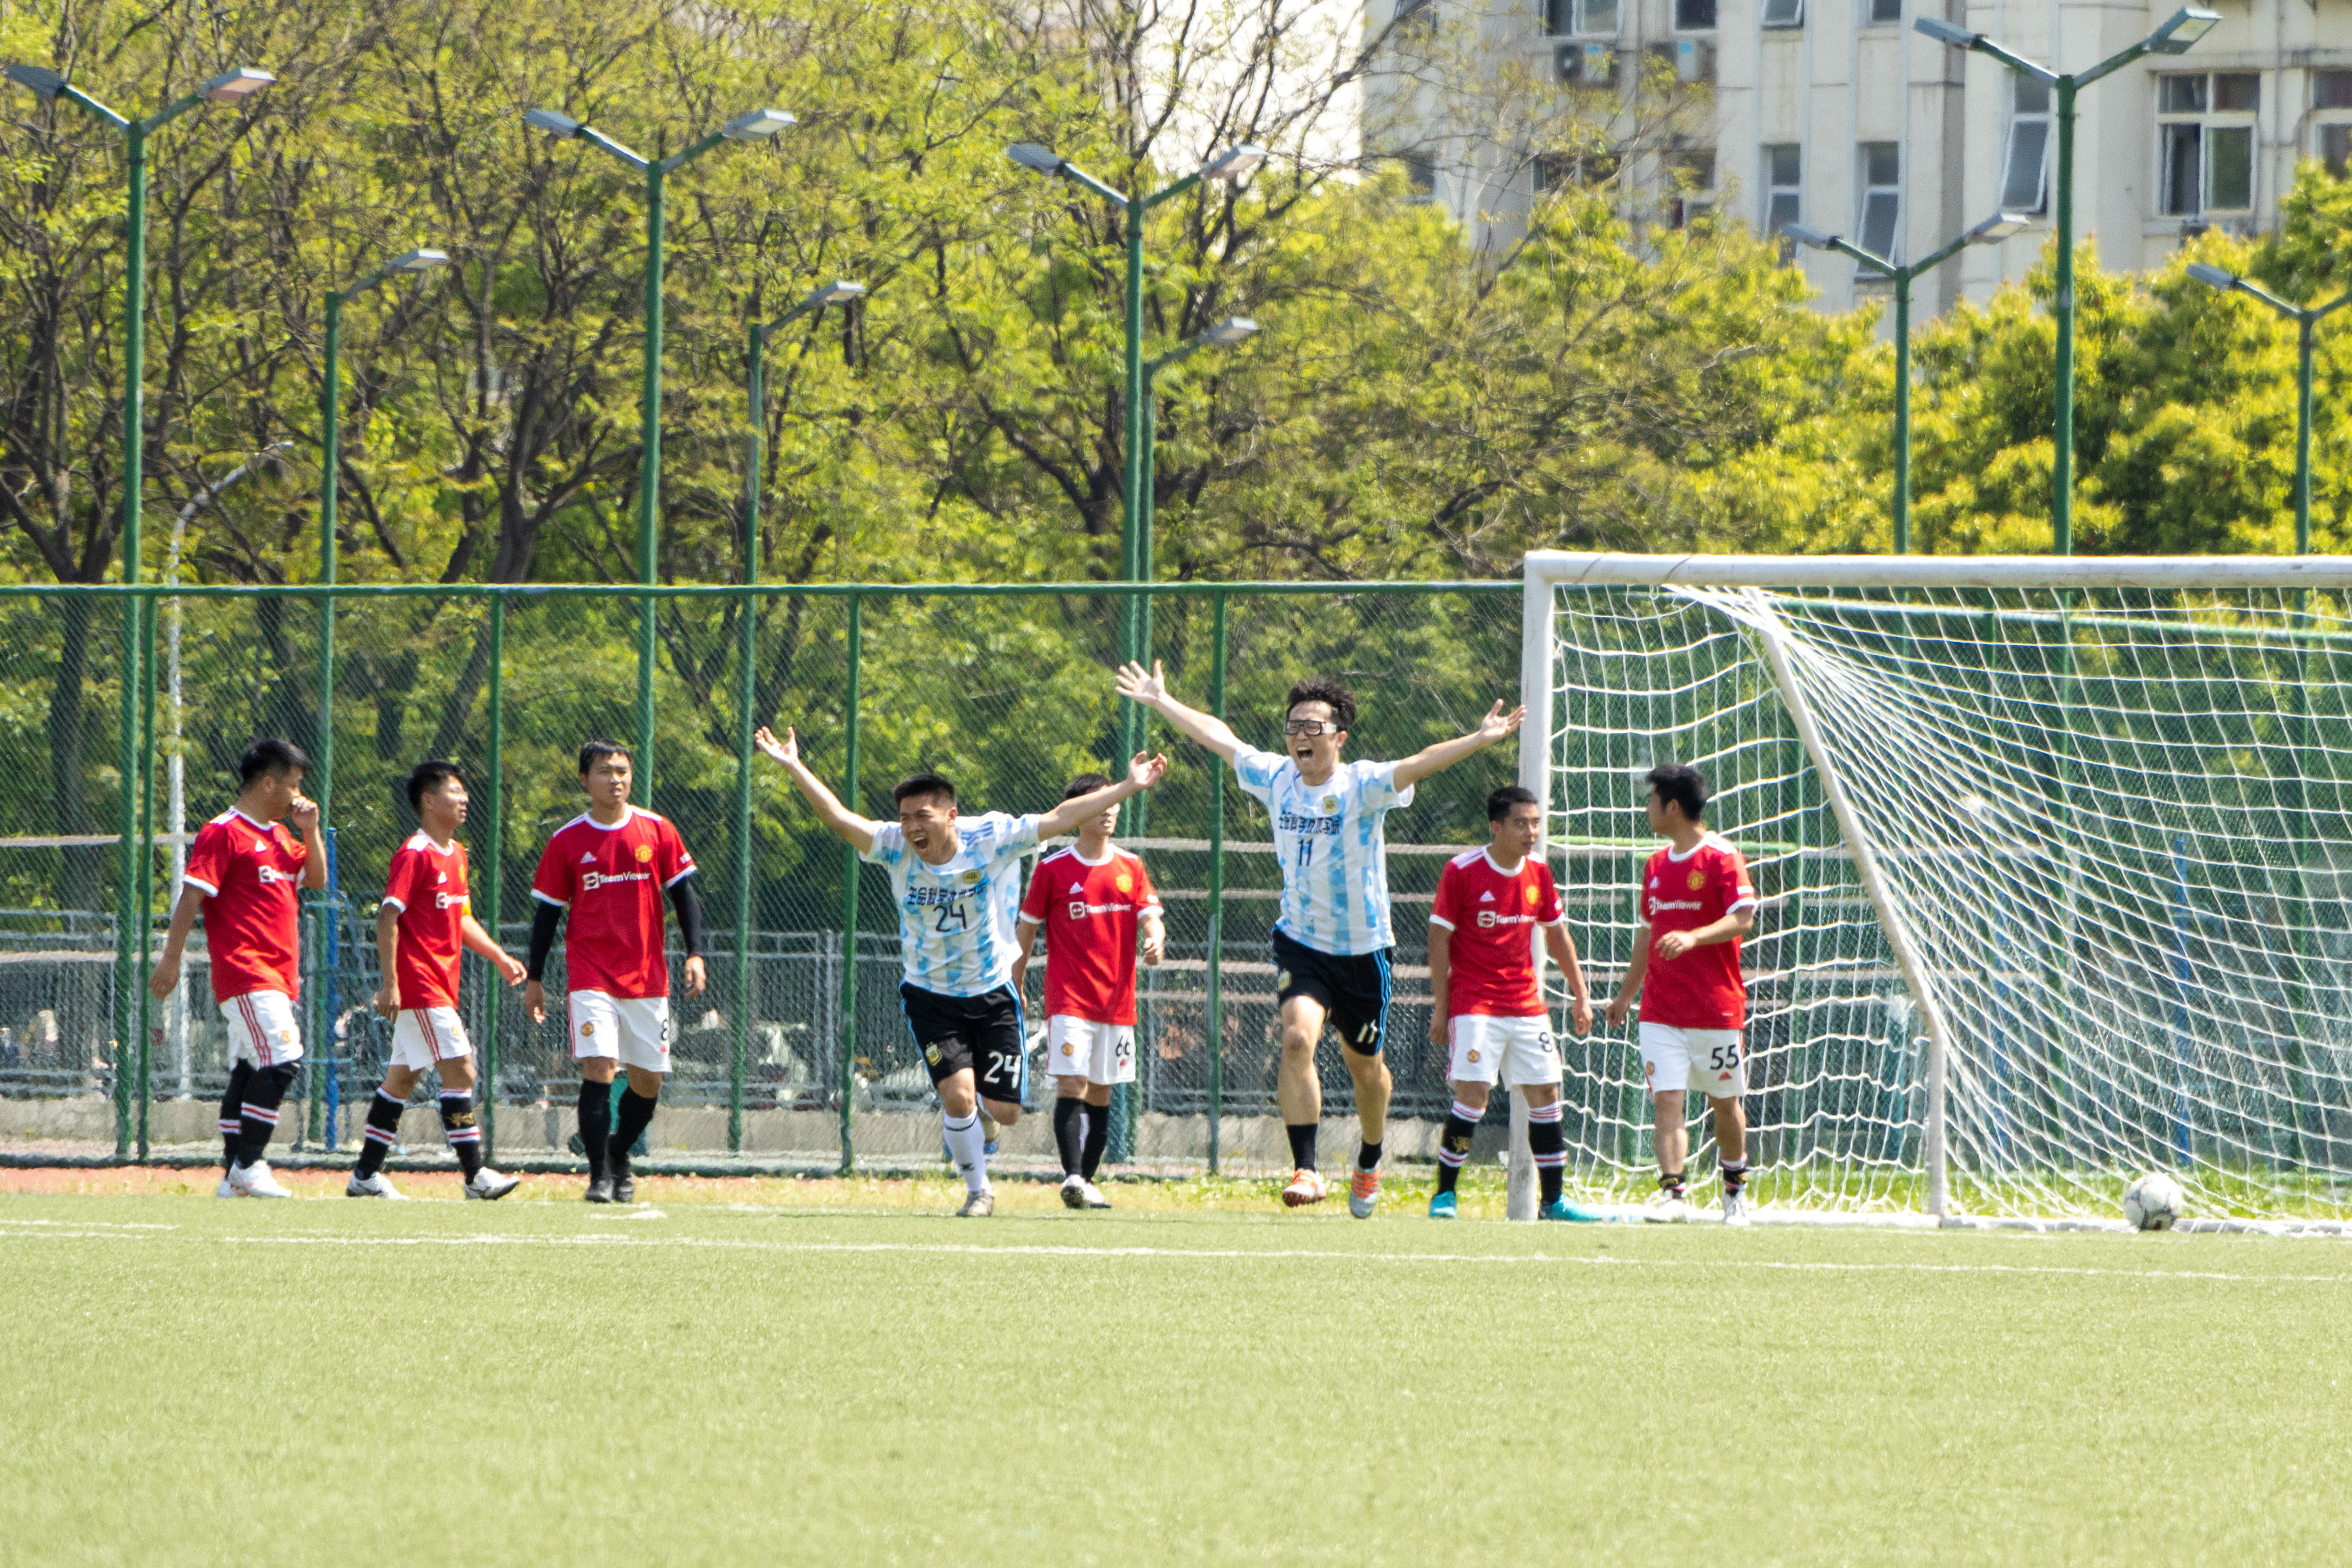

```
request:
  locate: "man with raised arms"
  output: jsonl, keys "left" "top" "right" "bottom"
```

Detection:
{"left": 1113, "top": 661, "right": 1524, "bottom": 1217}
{"left": 757, "top": 726, "right": 1165, "bottom": 1217}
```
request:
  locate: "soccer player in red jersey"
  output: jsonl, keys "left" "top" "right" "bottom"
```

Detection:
{"left": 147, "top": 739, "right": 327, "bottom": 1198}
{"left": 347, "top": 761, "right": 528, "bottom": 1201}
{"left": 1426, "top": 784, "right": 1594, "bottom": 1221}
{"left": 1009, "top": 772, "right": 1166, "bottom": 1210}
{"left": 523, "top": 740, "right": 707, "bottom": 1204}
{"left": 1604, "top": 763, "right": 1759, "bottom": 1225}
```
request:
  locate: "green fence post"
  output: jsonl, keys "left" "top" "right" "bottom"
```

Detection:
{"left": 135, "top": 595, "right": 158, "bottom": 1158}
{"left": 837, "top": 593, "right": 863, "bottom": 1173}
{"left": 1205, "top": 590, "right": 1228, "bottom": 1173}
{"left": 480, "top": 591, "right": 505, "bottom": 1162}
{"left": 728, "top": 583, "right": 756, "bottom": 1156}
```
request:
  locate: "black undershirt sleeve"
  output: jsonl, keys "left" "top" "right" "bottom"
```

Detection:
{"left": 526, "top": 900, "right": 563, "bottom": 982}
{"left": 669, "top": 876, "right": 706, "bottom": 958}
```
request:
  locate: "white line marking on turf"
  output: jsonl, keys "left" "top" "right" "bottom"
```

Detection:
{"left": 0, "top": 1217, "right": 179, "bottom": 1230}
{"left": 7, "top": 1226, "right": 2344, "bottom": 1284}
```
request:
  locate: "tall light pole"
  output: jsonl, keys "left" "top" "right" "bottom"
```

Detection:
{"left": 525, "top": 104, "right": 795, "bottom": 802}
{"left": 6, "top": 61, "right": 273, "bottom": 1147}
{"left": 1786, "top": 216, "right": 2028, "bottom": 553}
{"left": 1916, "top": 8, "right": 2217, "bottom": 556}
{"left": 732, "top": 278, "right": 864, "bottom": 1150}
{"left": 2184, "top": 264, "right": 2352, "bottom": 557}
{"left": 1006, "top": 141, "right": 1265, "bottom": 753}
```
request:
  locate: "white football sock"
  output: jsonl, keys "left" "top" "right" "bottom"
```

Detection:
{"left": 943, "top": 1111, "right": 990, "bottom": 1195}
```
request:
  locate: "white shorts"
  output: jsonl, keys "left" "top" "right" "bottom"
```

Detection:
{"left": 221, "top": 989, "right": 304, "bottom": 1068}
{"left": 1446, "top": 1014, "right": 1560, "bottom": 1087}
{"left": 1639, "top": 1022, "right": 1746, "bottom": 1101}
{"left": 1047, "top": 1015, "right": 1136, "bottom": 1086}
{"left": 390, "top": 1007, "right": 473, "bottom": 1072}
{"left": 569, "top": 990, "right": 671, "bottom": 1074}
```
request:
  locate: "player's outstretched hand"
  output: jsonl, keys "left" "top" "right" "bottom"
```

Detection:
{"left": 683, "top": 955, "right": 708, "bottom": 996}
{"left": 372, "top": 981, "right": 399, "bottom": 1020}
{"left": 287, "top": 792, "right": 321, "bottom": 832}
{"left": 1140, "top": 930, "right": 1164, "bottom": 967}
{"left": 1114, "top": 659, "right": 1167, "bottom": 708}
{"left": 525, "top": 979, "right": 548, "bottom": 1025}
{"left": 1474, "top": 701, "right": 1528, "bottom": 745}
{"left": 1603, "top": 994, "right": 1631, "bottom": 1029}
{"left": 495, "top": 950, "right": 527, "bottom": 986}
{"left": 1126, "top": 750, "right": 1169, "bottom": 791}
{"left": 146, "top": 955, "right": 179, "bottom": 1002}
{"left": 754, "top": 725, "right": 799, "bottom": 766}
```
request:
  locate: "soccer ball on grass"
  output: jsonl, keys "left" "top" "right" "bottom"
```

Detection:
{"left": 2122, "top": 1171, "right": 2185, "bottom": 1231}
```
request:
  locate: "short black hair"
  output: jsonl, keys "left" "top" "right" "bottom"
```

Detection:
{"left": 893, "top": 771, "right": 958, "bottom": 809}
{"left": 1646, "top": 763, "right": 1708, "bottom": 822}
{"left": 578, "top": 739, "right": 630, "bottom": 777}
{"left": 236, "top": 738, "right": 311, "bottom": 788}
{"left": 406, "top": 760, "right": 463, "bottom": 812}
{"left": 1284, "top": 675, "right": 1357, "bottom": 732}
{"left": 1062, "top": 772, "right": 1113, "bottom": 802}
{"left": 1487, "top": 784, "right": 1540, "bottom": 821}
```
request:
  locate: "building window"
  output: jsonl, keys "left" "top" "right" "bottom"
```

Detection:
{"left": 1856, "top": 142, "right": 1900, "bottom": 259}
{"left": 1545, "top": 0, "right": 1616, "bottom": 34}
{"left": 1760, "top": 0, "right": 1803, "bottom": 28}
{"left": 1394, "top": 0, "right": 1437, "bottom": 34}
{"left": 2314, "top": 71, "right": 2352, "bottom": 176}
{"left": 2002, "top": 75, "right": 2050, "bottom": 214}
{"left": 1397, "top": 151, "right": 1438, "bottom": 197}
{"left": 1535, "top": 149, "right": 1623, "bottom": 193}
{"left": 1674, "top": 0, "right": 1716, "bottom": 27}
{"left": 1861, "top": 0, "right": 1901, "bottom": 24}
{"left": 1763, "top": 143, "right": 1801, "bottom": 236}
{"left": 2159, "top": 72, "right": 2259, "bottom": 216}
{"left": 1666, "top": 147, "right": 1716, "bottom": 229}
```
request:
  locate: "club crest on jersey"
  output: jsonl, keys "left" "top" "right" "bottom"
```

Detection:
{"left": 635, "top": 843, "right": 653, "bottom": 864}
{"left": 1320, "top": 795, "right": 1339, "bottom": 812}
{"left": 1060, "top": 1041, "right": 1076, "bottom": 1057}
{"left": 1686, "top": 869, "right": 1706, "bottom": 891}
{"left": 960, "top": 870, "right": 982, "bottom": 885}
{"left": 1466, "top": 1049, "right": 1481, "bottom": 1063}
{"left": 923, "top": 1041, "right": 942, "bottom": 1066}
{"left": 1276, "top": 969, "right": 1292, "bottom": 990}
{"left": 1525, "top": 885, "right": 1541, "bottom": 906}
{"left": 1115, "top": 873, "right": 1132, "bottom": 893}
{"left": 579, "top": 1022, "right": 594, "bottom": 1037}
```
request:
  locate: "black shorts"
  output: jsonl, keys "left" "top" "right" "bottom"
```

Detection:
{"left": 900, "top": 982, "right": 1028, "bottom": 1105}
{"left": 1271, "top": 930, "right": 1393, "bottom": 1056}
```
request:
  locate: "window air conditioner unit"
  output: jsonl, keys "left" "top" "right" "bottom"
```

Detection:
{"left": 1674, "top": 37, "right": 1714, "bottom": 82}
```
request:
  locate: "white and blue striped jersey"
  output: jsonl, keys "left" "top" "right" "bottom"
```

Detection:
{"left": 862, "top": 811, "right": 1042, "bottom": 997}
{"left": 1232, "top": 748, "right": 1415, "bottom": 955}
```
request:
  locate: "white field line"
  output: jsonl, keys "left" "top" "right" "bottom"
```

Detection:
{"left": 2, "top": 1224, "right": 2347, "bottom": 1285}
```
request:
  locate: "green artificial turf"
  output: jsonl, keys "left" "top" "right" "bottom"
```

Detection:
{"left": 1, "top": 1186, "right": 2346, "bottom": 1566}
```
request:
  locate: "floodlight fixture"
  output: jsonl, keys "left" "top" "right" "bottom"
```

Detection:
{"left": 807, "top": 279, "right": 868, "bottom": 307}
{"left": 1202, "top": 144, "right": 1268, "bottom": 183}
{"left": 4, "top": 64, "right": 66, "bottom": 100}
{"left": 1782, "top": 223, "right": 1837, "bottom": 250}
{"left": 1966, "top": 212, "right": 2033, "bottom": 244}
{"left": 524, "top": 108, "right": 584, "bottom": 139}
{"left": 2147, "top": 7, "right": 2221, "bottom": 55}
{"left": 1912, "top": 17, "right": 1979, "bottom": 48}
{"left": 387, "top": 247, "right": 450, "bottom": 273}
{"left": 198, "top": 68, "right": 274, "bottom": 102}
{"left": 2183, "top": 263, "right": 2238, "bottom": 291}
{"left": 1202, "top": 316, "right": 1259, "bottom": 348}
{"left": 721, "top": 107, "right": 796, "bottom": 141}
{"left": 1007, "top": 142, "right": 1065, "bottom": 175}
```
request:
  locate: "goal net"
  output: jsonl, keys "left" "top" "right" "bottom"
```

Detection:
{"left": 1521, "top": 553, "right": 2352, "bottom": 1226}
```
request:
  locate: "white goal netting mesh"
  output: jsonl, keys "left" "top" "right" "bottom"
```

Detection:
{"left": 1542, "top": 578, "right": 2352, "bottom": 1222}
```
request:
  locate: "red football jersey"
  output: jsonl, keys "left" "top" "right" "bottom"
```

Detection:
{"left": 182, "top": 809, "right": 308, "bottom": 1003}
{"left": 1637, "top": 835, "right": 1757, "bottom": 1029}
{"left": 1428, "top": 848, "right": 1563, "bottom": 1019}
{"left": 1019, "top": 846, "right": 1161, "bottom": 1026}
{"left": 382, "top": 832, "right": 470, "bottom": 1010}
{"left": 529, "top": 807, "right": 696, "bottom": 999}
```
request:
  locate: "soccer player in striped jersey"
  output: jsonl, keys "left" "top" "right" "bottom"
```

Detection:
{"left": 1603, "top": 763, "right": 1759, "bottom": 1225}
{"left": 757, "top": 725, "right": 1165, "bottom": 1216}
{"left": 347, "top": 761, "right": 527, "bottom": 1201}
{"left": 1426, "top": 785, "right": 1594, "bottom": 1221}
{"left": 1009, "top": 772, "right": 1166, "bottom": 1209}
{"left": 1115, "top": 661, "right": 1524, "bottom": 1217}
{"left": 523, "top": 741, "right": 707, "bottom": 1205}
{"left": 147, "top": 738, "right": 327, "bottom": 1198}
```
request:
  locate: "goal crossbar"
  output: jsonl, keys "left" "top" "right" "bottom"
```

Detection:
{"left": 1525, "top": 551, "right": 2352, "bottom": 590}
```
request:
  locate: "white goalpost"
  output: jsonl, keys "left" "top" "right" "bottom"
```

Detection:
{"left": 1514, "top": 553, "right": 2352, "bottom": 1232}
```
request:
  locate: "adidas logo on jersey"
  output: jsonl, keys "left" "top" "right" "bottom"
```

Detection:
{"left": 436, "top": 872, "right": 448, "bottom": 884}
{"left": 1069, "top": 881, "right": 1084, "bottom": 894}
{"left": 581, "top": 851, "right": 596, "bottom": 864}
{"left": 1479, "top": 891, "right": 1496, "bottom": 902}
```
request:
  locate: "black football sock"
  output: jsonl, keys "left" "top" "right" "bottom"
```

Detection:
{"left": 1721, "top": 1159, "right": 1749, "bottom": 1195}
{"left": 1356, "top": 1140, "right": 1383, "bottom": 1174}
{"left": 218, "top": 1060, "right": 254, "bottom": 1171}
{"left": 1081, "top": 1099, "right": 1111, "bottom": 1179}
{"left": 441, "top": 1092, "right": 484, "bottom": 1179}
{"left": 1436, "top": 1101, "right": 1479, "bottom": 1195}
{"left": 577, "top": 1080, "right": 612, "bottom": 1178}
{"left": 1659, "top": 1168, "right": 1687, "bottom": 1197}
{"left": 1286, "top": 1123, "right": 1318, "bottom": 1172}
{"left": 1528, "top": 1102, "right": 1568, "bottom": 1206}
{"left": 235, "top": 1063, "right": 298, "bottom": 1168}
{"left": 611, "top": 1088, "right": 658, "bottom": 1174}
{"left": 1053, "top": 1097, "right": 1085, "bottom": 1177}
{"left": 355, "top": 1089, "right": 404, "bottom": 1178}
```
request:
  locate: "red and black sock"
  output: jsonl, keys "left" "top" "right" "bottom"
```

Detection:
{"left": 355, "top": 1088, "right": 404, "bottom": 1177}
{"left": 218, "top": 1060, "right": 254, "bottom": 1171}
{"left": 1053, "top": 1097, "right": 1085, "bottom": 1177}
{"left": 1721, "top": 1159, "right": 1748, "bottom": 1195}
{"left": 1528, "top": 1100, "right": 1567, "bottom": 1205}
{"left": 1436, "top": 1101, "right": 1479, "bottom": 1195}
{"left": 235, "top": 1063, "right": 297, "bottom": 1168}
{"left": 440, "top": 1092, "right": 483, "bottom": 1179}
{"left": 1081, "top": 1100, "right": 1110, "bottom": 1179}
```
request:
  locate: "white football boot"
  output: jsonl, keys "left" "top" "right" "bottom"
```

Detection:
{"left": 345, "top": 1171, "right": 407, "bottom": 1200}
{"left": 466, "top": 1167, "right": 522, "bottom": 1201}
{"left": 229, "top": 1161, "right": 293, "bottom": 1199}
{"left": 1721, "top": 1187, "right": 1752, "bottom": 1227}
{"left": 1079, "top": 1178, "right": 1113, "bottom": 1210}
{"left": 1059, "top": 1173, "right": 1087, "bottom": 1209}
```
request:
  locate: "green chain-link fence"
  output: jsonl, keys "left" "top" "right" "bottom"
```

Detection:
{"left": 0, "top": 580, "right": 1524, "bottom": 1170}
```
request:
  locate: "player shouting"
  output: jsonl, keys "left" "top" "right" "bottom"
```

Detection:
{"left": 524, "top": 741, "right": 707, "bottom": 1205}
{"left": 347, "top": 761, "right": 527, "bottom": 1201}
{"left": 1603, "top": 763, "right": 1758, "bottom": 1225}
{"left": 757, "top": 726, "right": 1165, "bottom": 1217}
{"left": 147, "top": 739, "right": 327, "bottom": 1199}
{"left": 1009, "top": 772, "right": 1166, "bottom": 1210}
{"left": 1426, "top": 785, "right": 1594, "bottom": 1221}
{"left": 1114, "top": 661, "right": 1523, "bottom": 1218}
